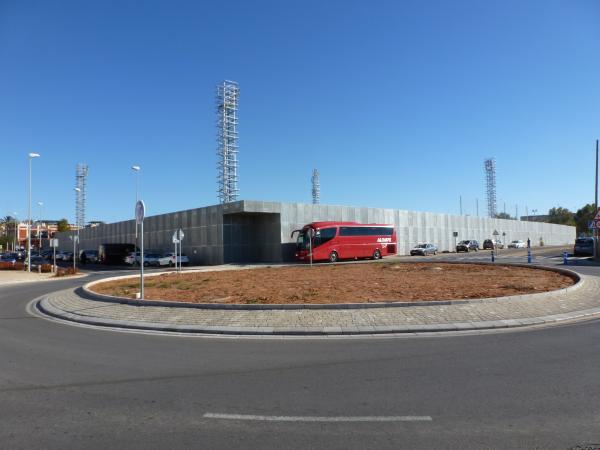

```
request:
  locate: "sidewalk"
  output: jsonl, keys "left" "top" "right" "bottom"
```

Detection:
{"left": 0, "top": 270, "right": 58, "bottom": 286}
{"left": 37, "top": 270, "right": 600, "bottom": 336}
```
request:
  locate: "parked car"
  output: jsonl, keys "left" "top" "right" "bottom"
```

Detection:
{"left": 456, "top": 240, "right": 479, "bottom": 252}
{"left": 410, "top": 243, "right": 438, "bottom": 256}
{"left": 124, "top": 252, "right": 141, "bottom": 265}
{"left": 507, "top": 240, "right": 526, "bottom": 249}
{"left": 127, "top": 252, "right": 162, "bottom": 267}
{"left": 0, "top": 253, "right": 17, "bottom": 266}
{"left": 80, "top": 249, "right": 99, "bottom": 263}
{"left": 25, "top": 255, "right": 51, "bottom": 270}
{"left": 574, "top": 237, "right": 595, "bottom": 256}
{"left": 158, "top": 252, "right": 190, "bottom": 267}
{"left": 61, "top": 252, "right": 74, "bottom": 261}
{"left": 483, "top": 239, "right": 504, "bottom": 250}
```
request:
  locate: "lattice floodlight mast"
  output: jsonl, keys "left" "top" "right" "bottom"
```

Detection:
{"left": 311, "top": 169, "right": 320, "bottom": 204}
{"left": 484, "top": 158, "right": 497, "bottom": 218}
{"left": 216, "top": 80, "right": 240, "bottom": 203}
{"left": 75, "top": 163, "right": 88, "bottom": 230}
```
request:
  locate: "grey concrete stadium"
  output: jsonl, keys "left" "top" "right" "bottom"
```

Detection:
{"left": 54, "top": 200, "right": 576, "bottom": 265}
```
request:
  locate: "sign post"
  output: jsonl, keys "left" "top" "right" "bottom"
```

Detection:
{"left": 69, "top": 235, "right": 78, "bottom": 272}
{"left": 50, "top": 238, "right": 58, "bottom": 272}
{"left": 172, "top": 231, "right": 179, "bottom": 272}
{"left": 136, "top": 200, "right": 145, "bottom": 299}
{"left": 176, "top": 228, "right": 185, "bottom": 272}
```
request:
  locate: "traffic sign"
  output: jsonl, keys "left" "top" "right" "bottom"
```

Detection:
{"left": 50, "top": 238, "right": 59, "bottom": 248}
{"left": 593, "top": 209, "right": 600, "bottom": 221}
{"left": 177, "top": 228, "right": 185, "bottom": 241}
{"left": 172, "top": 231, "right": 180, "bottom": 244}
{"left": 590, "top": 220, "right": 600, "bottom": 229}
{"left": 493, "top": 230, "right": 499, "bottom": 236}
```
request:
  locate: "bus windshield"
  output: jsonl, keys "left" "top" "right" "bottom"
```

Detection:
{"left": 296, "top": 230, "right": 310, "bottom": 250}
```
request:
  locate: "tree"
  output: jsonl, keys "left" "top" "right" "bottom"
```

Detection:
{"left": 495, "top": 212, "right": 514, "bottom": 220}
{"left": 57, "top": 218, "right": 70, "bottom": 232}
{"left": 574, "top": 203, "right": 596, "bottom": 236}
{"left": 547, "top": 207, "right": 576, "bottom": 226}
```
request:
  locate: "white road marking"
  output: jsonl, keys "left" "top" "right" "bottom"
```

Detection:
{"left": 203, "top": 413, "right": 432, "bottom": 422}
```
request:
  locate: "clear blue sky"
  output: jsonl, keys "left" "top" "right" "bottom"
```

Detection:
{"left": 1, "top": 0, "right": 599, "bottom": 223}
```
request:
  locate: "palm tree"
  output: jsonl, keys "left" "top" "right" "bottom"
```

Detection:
{"left": 0, "top": 215, "right": 13, "bottom": 237}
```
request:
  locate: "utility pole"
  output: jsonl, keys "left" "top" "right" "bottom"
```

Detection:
{"left": 476, "top": 198, "right": 479, "bottom": 217}
{"left": 515, "top": 205, "right": 518, "bottom": 221}
{"left": 459, "top": 195, "right": 463, "bottom": 215}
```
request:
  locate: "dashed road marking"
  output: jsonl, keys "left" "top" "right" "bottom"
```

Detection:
{"left": 203, "top": 412, "right": 433, "bottom": 422}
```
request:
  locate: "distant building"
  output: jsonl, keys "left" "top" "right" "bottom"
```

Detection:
{"left": 520, "top": 215, "right": 551, "bottom": 223}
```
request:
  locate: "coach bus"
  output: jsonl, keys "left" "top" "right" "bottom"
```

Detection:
{"left": 292, "top": 221, "right": 397, "bottom": 263}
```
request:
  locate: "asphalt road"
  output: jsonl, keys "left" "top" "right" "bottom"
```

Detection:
{"left": 1, "top": 250, "right": 600, "bottom": 449}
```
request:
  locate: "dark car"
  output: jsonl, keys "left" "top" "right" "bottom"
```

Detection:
{"left": 25, "top": 255, "right": 51, "bottom": 269}
{"left": 483, "top": 239, "right": 504, "bottom": 250}
{"left": 410, "top": 243, "right": 438, "bottom": 256}
{"left": 456, "top": 240, "right": 479, "bottom": 252}
{"left": 574, "top": 237, "right": 594, "bottom": 256}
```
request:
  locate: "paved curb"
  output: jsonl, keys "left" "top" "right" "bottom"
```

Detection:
{"left": 36, "top": 294, "right": 600, "bottom": 336}
{"left": 33, "top": 265, "right": 599, "bottom": 337}
{"left": 79, "top": 263, "right": 582, "bottom": 311}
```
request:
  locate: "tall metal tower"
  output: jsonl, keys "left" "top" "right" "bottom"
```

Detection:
{"left": 216, "top": 80, "right": 240, "bottom": 203}
{"left": 75, "top": 163, "right": 88, "bottom": 229}
{"left": 311, "top": 169, "right": 320, "bottom": 204}
{"left": 484, "top": 158, "right": 497, "bottom": 218}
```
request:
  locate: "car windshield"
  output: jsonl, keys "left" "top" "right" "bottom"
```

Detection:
{"left": 458, "top": 240, "right": 470, "bottom": 245}
{"left": 576, "top": 239, "right": 593, "bottom": 245}
{"left": 416, "top": 244, "right": 427, "bottom": 248}
{"left": 512, "top": 241, "right": 519, "bottom": 243}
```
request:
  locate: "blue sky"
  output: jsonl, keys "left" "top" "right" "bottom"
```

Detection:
{"left": 1, "top": 0, "right": 599, "bottom": 223}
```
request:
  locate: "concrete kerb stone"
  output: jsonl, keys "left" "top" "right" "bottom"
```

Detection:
{"left": 34, "top": 263, "right": 600, "bottom": 337}
{"left": 80, "top": 263, "right": 583, "bottom": 311}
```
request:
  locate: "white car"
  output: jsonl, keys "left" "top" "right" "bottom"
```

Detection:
{"left": 158, "top": 252, "right": 189, "bottom": 267}
{"left": 124, "top": 252, "right": 140, "bottom": 265}
{"left": 508, "top": 240, "right": 526, "bottom": 249}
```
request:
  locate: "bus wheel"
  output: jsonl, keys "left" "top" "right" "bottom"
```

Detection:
{"left": 329, "top": 251, "right": 339, "bottom": 263}
{"left": 373, "top": 249, "right": 381, "bottom": 260}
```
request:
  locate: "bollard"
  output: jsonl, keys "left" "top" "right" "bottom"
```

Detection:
{"left": 527, "top": 249, "right": 532, "bottom": 264}
{"left": 563, "top": 252, "right": 568, "bottom": 265}
{"left": 491, "top": 251, "right": 495, "bottom": 262}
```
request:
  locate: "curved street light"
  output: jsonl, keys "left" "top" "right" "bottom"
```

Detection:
{"left": 27, "top": 152, "right": 40, "bottom": 272}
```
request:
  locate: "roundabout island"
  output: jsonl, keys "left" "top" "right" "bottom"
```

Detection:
{"left": 35, "top": 261, "right": 600, "bottom": 336}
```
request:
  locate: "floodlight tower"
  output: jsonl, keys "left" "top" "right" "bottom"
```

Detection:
{"left": 484, "top": 158, "right": 497, "bottom": 218}
{"left": 216, "top": 80, "right": 240, "bottom": 203}
{"left": 311, "top": 169, "right": 320, "bottom": 204}
{"left": 75, "top": 163, "right": 88, "bottom": 230}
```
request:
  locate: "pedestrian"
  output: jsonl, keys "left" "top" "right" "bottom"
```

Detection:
{"left": 527, "top": 238, "right": 531, "bottom": 249}
{"left": 80, "top": 251, "right": 87, "bottom": 265}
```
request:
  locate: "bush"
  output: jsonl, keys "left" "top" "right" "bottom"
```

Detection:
{"left": 55, "top": 267, "right": 78, "bottom": 277}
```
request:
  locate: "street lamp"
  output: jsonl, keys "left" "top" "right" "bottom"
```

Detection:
{"left": 131, "top": 165, "right": 140, "bottom": 202}
{"left": 74, "top": 187, "right": 81, "bottom": 264}
{"left": 37, "top": 201, "right": 43, "bottom": 250}
{"left": 27, "top": 152, "right": 40, "bottom": 272}
{"left": 12, "top": 212, "right": 18, "bottom": 252}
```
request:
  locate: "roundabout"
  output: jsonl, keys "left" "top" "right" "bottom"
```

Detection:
{"left": 34, "top": 262, "right": 599, "bottom": 336}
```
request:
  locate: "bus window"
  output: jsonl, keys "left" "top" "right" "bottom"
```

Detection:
{"left": 314, "top": 227, "right": 336, "bottom": 247}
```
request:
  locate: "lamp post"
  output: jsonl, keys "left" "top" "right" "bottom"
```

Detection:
{"left": 74, "top": 187, "right": 81, "bottom": 263}
{"left": 12, "top": 212, "right": 18, "bottom": 252}
{"left": 27, "top": 152, "right": 40, "bottom": 272}
{"left": 37, "top": 201, "right": 43, "bottom": 250}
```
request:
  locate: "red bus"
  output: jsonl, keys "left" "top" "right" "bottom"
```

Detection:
{"left": 292, "top": 221, "right": 397, "bottom": 263}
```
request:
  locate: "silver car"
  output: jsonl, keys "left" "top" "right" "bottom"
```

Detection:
{"left": 410, "top": 243, "right": 438, "bottom": 256}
